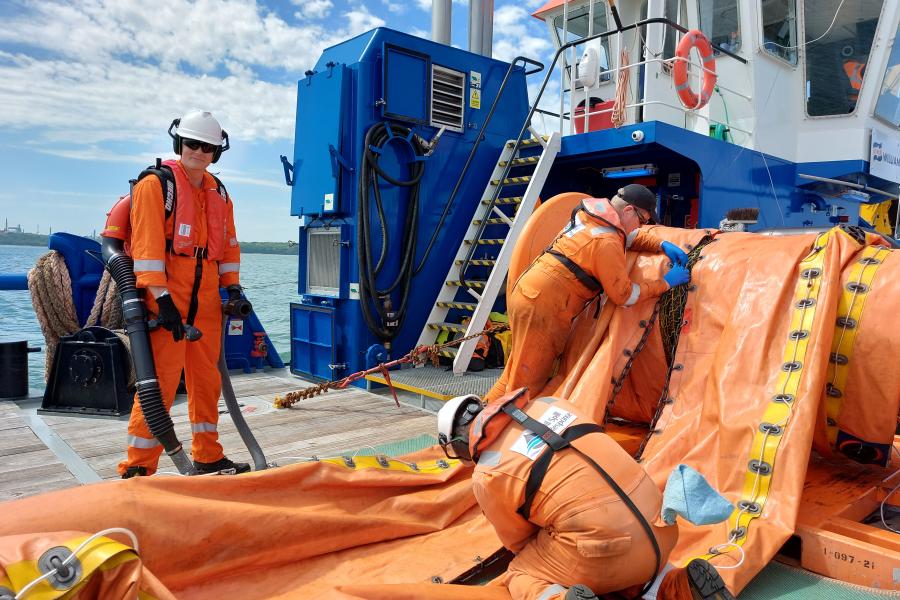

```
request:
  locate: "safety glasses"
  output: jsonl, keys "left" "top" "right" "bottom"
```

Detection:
{"left": 182, "top": 138, "right": 218, "bottom": 153}
{"left": 634, "top": 207, "right": 652, "bottom": 225}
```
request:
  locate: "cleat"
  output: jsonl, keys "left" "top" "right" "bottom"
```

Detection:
{"left": 565, "top": 584, "right": 598, "bottom": 599}
{"left": 686, "top": 559, "right": 735, "bottom": 600}
{"left": 194, "top": 457, "right": 251, "bottom": 475}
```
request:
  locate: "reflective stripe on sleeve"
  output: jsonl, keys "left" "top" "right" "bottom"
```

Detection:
{"left": 134, "top": 259, "right": 165, "bottom": 272}
{"left": 191, "top": 422, "right": 218, "bottom": 434}
{"left": 591, "top": 226, "right": 618, "bottom": 236}
{"left": 623, "top": 283, "right": 641, "bottom": 307}
{"left": 127, "top": 434, "right": 160, "bottom": 449}
{"left": 625, "top": 229, "right": 639, "bottom": 248}
{"left": 219, "top": 262, "right": 240, "bottom": 274}
{"left": 537, "top": 584, "right": 567, "bottom": 600}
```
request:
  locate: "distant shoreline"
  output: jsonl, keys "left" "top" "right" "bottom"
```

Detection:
{"left": 0, "top": 232, "right": 298, "bottom": 255}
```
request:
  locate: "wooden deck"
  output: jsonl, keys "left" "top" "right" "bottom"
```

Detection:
{"left": 0, "top": 368, "right": 437, "bottom": 502}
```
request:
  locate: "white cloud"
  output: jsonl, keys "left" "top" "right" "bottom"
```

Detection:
{"left": 292, "top": 0, "right": 333, "bottom": 19}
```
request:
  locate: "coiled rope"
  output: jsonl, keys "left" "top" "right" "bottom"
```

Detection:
{"left": 28, "top": 251, "right": 130, "bottom": 383}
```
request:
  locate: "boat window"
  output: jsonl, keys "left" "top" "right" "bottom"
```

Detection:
{"left": 805, "top": 0, "right": 884, "bottom": 117}
{"left": 698, "top": 0, "right": 741, "bottom": 54}
{"left": 874, "top": 20, "right": 900, "bottom": 127}
{"left": 761, "top": 0, "right": 798, "bottom": 65}
{"left": 554, "top": 2, "right": 612, "bottom": 82}
{"left": 662, "top": 0, "right": 689, "bottom": 60}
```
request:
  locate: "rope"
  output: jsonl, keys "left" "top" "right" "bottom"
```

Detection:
{"left": 274, "top": 324, "right": 510, "bottom": 409}
{"left": 28, "top": 252, "right": 125, "bottom": 382}
{"left": 611, "top": 46, "right": 630, "bottom": 128}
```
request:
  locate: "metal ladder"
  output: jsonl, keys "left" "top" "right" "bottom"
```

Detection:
{"left": 416, "top": 129, "right": 561, "bottom": 375}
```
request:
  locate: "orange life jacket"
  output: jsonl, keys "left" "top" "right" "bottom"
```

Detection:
{"left": 843, "top": 60, "right": 865, "bottom": 101}
{"left": 468, "top": 387, "right": 530, "bottom": 462}
{"left": 102, "top": 160, "right": 230, "bottom": 261}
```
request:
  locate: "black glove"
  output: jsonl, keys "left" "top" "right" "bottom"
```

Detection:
{"left": 155, "top": 294, "right": 185, "bottom": 342}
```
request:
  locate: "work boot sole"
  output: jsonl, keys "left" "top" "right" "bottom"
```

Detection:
{"left": 687, "top": 559, "right": 735, "bottom": 600}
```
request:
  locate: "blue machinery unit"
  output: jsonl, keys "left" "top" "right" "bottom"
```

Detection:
{"left": 287, "top": 28, "right": 530, "bottom": 382}
{"left": 288, "top": 27, "right": 898, "bottom": 385}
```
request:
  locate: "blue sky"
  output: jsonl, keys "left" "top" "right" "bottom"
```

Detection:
{"left": 0, "top": 0, "right": 553, "bottom": 241}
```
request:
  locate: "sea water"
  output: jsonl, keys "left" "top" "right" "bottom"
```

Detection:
{"left": 0, "top": 245, "right": 297, "bottom": 393}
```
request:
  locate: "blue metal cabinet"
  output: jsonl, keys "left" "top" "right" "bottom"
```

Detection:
{"left": 290, "top": 302, "right": 337, "bottom": 381}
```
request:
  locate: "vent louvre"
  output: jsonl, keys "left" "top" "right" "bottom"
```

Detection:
{"left": 307, "top": 229, "right": 340, "bottom": 296}
{"left": 431, "top": 65, "right": 465, "bottom": 132}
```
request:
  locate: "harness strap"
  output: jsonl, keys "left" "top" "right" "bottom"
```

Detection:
{"left": 185, "top": 255, "right": 203, "bottom": 326}
{"left": 501, "top": 403, "right": 661, "bottom": 599}
{"left": 546, "top": 249, "right": 603, "bottom": 293}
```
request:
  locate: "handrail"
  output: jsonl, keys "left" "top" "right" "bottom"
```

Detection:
{"left": 414, "top": 55, "right": 544, "bottom": 275}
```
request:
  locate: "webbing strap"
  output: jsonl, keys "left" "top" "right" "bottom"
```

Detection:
{"left": 185, "top": 255, "right": 203, "bottom": 326}
{"left": 546, "top": 249, "right": 603, "bottom": 293}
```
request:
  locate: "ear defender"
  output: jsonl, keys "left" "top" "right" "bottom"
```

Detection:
{"left": 168, "top": 118, "right": 183, "bottom": 155}
{"left": 211, "top": 130, "right": 230, "bottom": 163}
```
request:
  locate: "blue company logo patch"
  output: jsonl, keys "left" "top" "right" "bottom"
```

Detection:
{"left": 873, "top": 140, "right": 900, "bottom": 166}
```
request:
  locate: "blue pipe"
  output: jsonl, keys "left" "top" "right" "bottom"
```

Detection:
{"left": 0, "top": 274, "right": 29, "bottom": 290}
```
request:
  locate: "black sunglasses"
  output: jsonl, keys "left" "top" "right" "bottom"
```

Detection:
{"left": 182, "top": 138, "right": 218, "bottom": 153}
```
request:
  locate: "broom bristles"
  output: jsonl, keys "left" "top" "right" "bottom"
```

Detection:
{"left": 724, "top": 207, "right": 760, "bottom": 223}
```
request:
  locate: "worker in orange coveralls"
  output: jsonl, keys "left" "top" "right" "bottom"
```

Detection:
{"left": 437, "top": 388, "right": 734, "bottom": 600}
{"left": 484, "top": 184, "right": 690, "bottom": 403}
{"left": 108, "top": 110, "right": 249, "bottom": 478}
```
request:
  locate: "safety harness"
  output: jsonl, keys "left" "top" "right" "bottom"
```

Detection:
{"left": 129, "top": 159, "right": 230, "bottom": 329}
{"left": 486, "top": 393, "right": 662, "bottom": 598}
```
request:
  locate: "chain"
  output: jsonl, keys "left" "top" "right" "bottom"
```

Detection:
{"left": 602, "top": 302, "right": 661, "bottom": 429}
{"left": 273, "top": 324, "right": 510, "bottom": 408}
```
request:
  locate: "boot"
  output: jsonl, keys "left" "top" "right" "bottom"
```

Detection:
{"left": 121, "top": 466, "right": 148, "bottom": 479}
{"left": 193, "top": 456, "right": 251, "bottom": 474}
{"left": 686, "top": 559, "right": 735, "bottom": 600}
{"left": 565, "top": 584, "right": 598, "bottom": 600}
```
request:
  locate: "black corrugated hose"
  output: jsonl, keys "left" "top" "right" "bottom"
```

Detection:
{"left": 356, "top": 122, "right": 427, "bottom": 342}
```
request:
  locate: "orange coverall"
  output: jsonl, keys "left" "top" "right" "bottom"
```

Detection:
{"left": 485, "top": 198, "right": 667, "bottom": 402}
{"left": 473, "top": 396, "right": 676, "bottom": 600}
{"left": 117, "top": 162, "right": 240, "bottom": 475}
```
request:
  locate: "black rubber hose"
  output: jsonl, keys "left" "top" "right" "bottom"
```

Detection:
{"left": 101, "top": 237, "right": 196, "bottom": 475}
{"left": 356, "top": 122, "right": 425, "bottom": 342}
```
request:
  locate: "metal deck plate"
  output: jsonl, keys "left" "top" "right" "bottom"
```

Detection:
{"left": 366, "top": 364, "right": 502, "bottom": 400}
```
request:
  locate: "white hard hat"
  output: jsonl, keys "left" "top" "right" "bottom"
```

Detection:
{"left": 173, "top": 110, "right": 225, "bottom": 145}
{"left": 437, "top": 394, "right": 482, "bottom": 465}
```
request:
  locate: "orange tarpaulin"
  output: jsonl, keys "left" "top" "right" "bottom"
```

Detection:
{"left": 1, "top": 203, "right": 897, "bottom": 597}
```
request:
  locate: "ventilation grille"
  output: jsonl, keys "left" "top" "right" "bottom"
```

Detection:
{"left": 307, "top": 229, "right": 340, "bottom": 296}
{"left": 431, "top": 65, "right": 465, "bottom": 132}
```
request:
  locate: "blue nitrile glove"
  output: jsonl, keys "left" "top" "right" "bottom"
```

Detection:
{"left": 663, "top": 264, "right": 690, "bottom": 289}
{"left": 662, "top": 464, "right": 733, "bottom": 526}
{"left": 661, "top": 241, "right": 689, "bottom": 266}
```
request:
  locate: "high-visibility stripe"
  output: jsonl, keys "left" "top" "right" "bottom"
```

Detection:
{"left": 219, "top": 262, "right": 240, "bottom": 274}
{"left": 538, "top": 584, "right": 567, "bottom": 600}
{"left": 623, "top": 283, "right": 641, "bottom": 307}
{"left": 127, "top": 434, "right": 160, "bottom": 449}
{"left": 824, "top": 245, "right": 888, "bottom": 444}
{"left": 592, "top": 225, "right": 618, "bottom": 236}
{"left": 191, "top": 422, "right": 218, "bottom": 433}
{"left": 694, "top": 230, "right": 832, "bottom": 566}
{"left": 134, "top": 259, "right": 165, "bottom": 272}
{"left": 625, "top": 229, "right": 639, "bottom": 248}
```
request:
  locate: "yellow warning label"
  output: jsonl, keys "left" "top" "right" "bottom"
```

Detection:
{"left": 469, "top": 88, "right": 481, "bottom": 109}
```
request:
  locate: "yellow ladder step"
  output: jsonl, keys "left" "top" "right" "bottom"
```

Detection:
{"left": 506, "top": 136, "right": 548, "bottom": 148}
{"left": 490, "top": 175, "right": 532, "bottom": 186}
{"left": 498, "top": 156, "right": 540, "bottom": 167}
{"left": 436, "top": 301, "right": 477, "bottom": 311}
{"left": 455, "top": 258, "right": 496, "bottom": 266}
{"left": 463, "top": 238, "right": 505, "bottom": 246}
{"left": 472, "top": 217, "right": 509, "bottom": 226}
{"left": 483, "top": 196, "right": 523, "bottom": 206}
{"left": 446, "top": 280, "right": 486, "bottom": 288}
{"left": 427, "top": 322, "right": 467, "bottom": 333}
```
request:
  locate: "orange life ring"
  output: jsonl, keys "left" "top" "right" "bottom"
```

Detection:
{"left": 673, "top": 29, "right": 717, "bottom": 109}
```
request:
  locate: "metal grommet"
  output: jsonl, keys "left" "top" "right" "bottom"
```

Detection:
{"left": 801, "top": 268, "right": 821, "bottom": 280}
{"left": 825, "top": 384, "right": 842, "bottom": 398}
{"left": 738, "top": 500, "right": 762, "bottom": 514}
{"left": 846, "top": 282, "right": 869, "bottom": 293}
{"left": 38, "top": 547, "right": 81, "bottom": 590}
{"left": 663, "top": 397, "right": 675, "bottom": 405}
{"left": 782, "top": 361, "right": 802, "bottom": 372}
{"left": 749, "top": 460, "right": 772, "bottom": 475}
{"left": 826, "top": 417, "right": 837, "bottom": 426}
{"left": 342, "top": 456, "right": 356, "bottom": 469}
{"left": 623, "top": 349, "right": 633, "bottom": 357}
{"left": 376, "top": 455, "right": 390, "bottom": 468}
{"left": 789, "top": 330, "right": 809, "bottom": 341}
{"left": 835, "top": 316, "right": 857, "bottom": 329}
{"left": 639, "top": 320, "right": 648, "bottom": 328}
{"left": 796, "top": 298, "right": 815, "bottom": 308}
{"left": 730, "top": 526, "right": 748, "bottom": 539}
{"left": 688, "top": 284, "right": 698, "bottom": 292}
{"left": 829, "top": 352, "right": 849, "bottom": 365}
{"left": 431, "top": 576, "right": 444, "bottom": 584}
{"left": 437, "top": 459, "right": 450, "bottom": 469}
{"left": 408, "top": 462, "right": 419, "bottom": 471}
{"left": 859, "top": 256, "right": 881, "bottom": 266}
{"left": 708, "top": 546, "right": 722, "bottom": 555}
{"left": 673, "top": 363, "right": 684, "bottom": 371}
{"left": 773, "top": 393, "right": 794, "bottom": 404}
{"left": 759, "top": 423, "right": 782, "bottom": 435}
